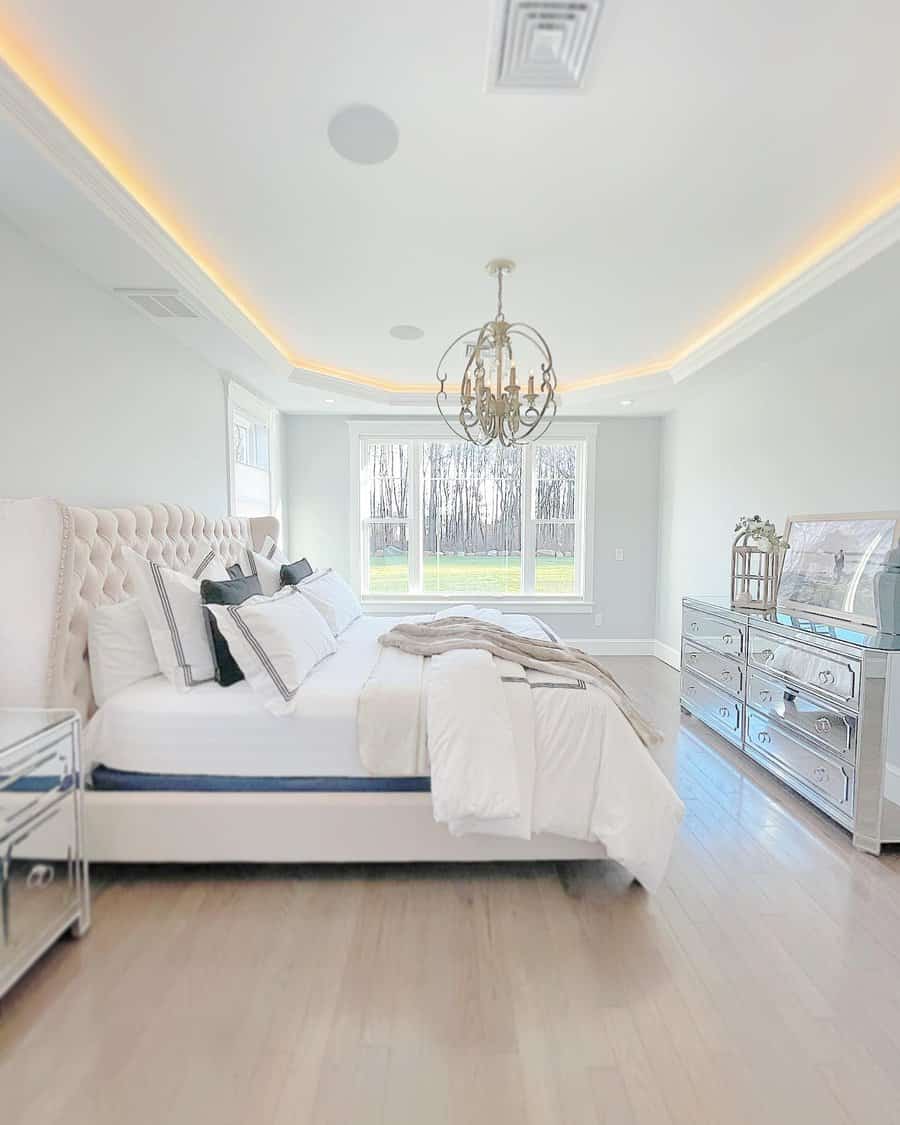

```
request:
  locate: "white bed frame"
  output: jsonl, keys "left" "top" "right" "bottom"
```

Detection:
{"left": 3, "top": 499, "right": 607, "bottom": 865}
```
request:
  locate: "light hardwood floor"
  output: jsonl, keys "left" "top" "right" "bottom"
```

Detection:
{"left": 2, "top": 656, "right": 900, "bottom": 1124}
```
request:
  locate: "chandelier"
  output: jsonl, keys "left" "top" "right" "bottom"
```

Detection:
{"left": 436, "top": 259, "right": 557, "bottom": 446}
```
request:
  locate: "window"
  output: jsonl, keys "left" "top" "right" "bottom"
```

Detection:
{"left": 362, "top": 442, "right": 410, "bottom": 594}
{"left": 355, "top": 424, "right": 591, "bottom": 601}
{"left": 228, "top": 382, "right": 274, "bottom": 518}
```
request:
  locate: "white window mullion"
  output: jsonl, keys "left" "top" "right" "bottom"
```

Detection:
{"left": 408, "top": 440, "right": 423, "bottom": 593}
{"left": 575, "top": 438, "right": 587, "bottom": 599}
{"left": 357, "top": 438, "right": 372, "bottom": 595}
{"left": 521, "top": 445, "right": 536, "bottom": 595}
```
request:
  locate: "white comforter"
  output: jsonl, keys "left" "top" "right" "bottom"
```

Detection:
{"left": 359, "top": 609, "right": 684, "bottom": 891}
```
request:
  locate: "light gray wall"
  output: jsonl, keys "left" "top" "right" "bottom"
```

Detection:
{"left": 0, "top": 214, "right": 229, "bottom": 511}
{"left": 285, "top": 414, "right": 661, "bottom": 642}
{"left": 285, "top": 416, "right": 353, "bottom": 578}
{"left": 655, "top": 243, "right": 900, "bottom": 656}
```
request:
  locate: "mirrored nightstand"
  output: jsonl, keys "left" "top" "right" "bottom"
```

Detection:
{"left": 0, "top": 708, "right": 90, "bottom": 998}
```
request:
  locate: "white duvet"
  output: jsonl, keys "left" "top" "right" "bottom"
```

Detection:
{"left": 359, "top": 609, "right": 684, "bottom": 891}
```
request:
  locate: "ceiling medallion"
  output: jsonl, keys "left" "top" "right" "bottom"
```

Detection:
{"left": 436, "top": 260, "right": 557, "bottom": 447}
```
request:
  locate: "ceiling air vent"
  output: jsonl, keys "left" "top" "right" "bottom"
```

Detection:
{"left": 490, "top": 0, "right": 604, "bottom": 91}
{"left": 116, "top": 288, "right": 202, "bottom": 319}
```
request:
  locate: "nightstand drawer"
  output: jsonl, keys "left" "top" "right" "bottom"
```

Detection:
{"left": 682, "top": 607, "right": 746, "bottom": 658}
{"left": 0, "top": 729, "right": 77, "bottom": 834}
{"left": 682, "top": 641, "right": 743, "bottom": 697}
{"left": 1, "top": 797, "right": 80, "bottom": 973}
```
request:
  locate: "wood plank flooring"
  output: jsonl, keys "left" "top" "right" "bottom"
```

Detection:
{"left": 2, "top": 656, "right": 900, "bottom": 1124}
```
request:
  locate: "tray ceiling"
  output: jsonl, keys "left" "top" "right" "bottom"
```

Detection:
{"left": 1, "top": 0, "right": 899, "bottom": 399}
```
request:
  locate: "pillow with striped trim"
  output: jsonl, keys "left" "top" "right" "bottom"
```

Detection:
{"left": 233, "top": 541, "right": 307, "bottom": 596}
{"left": 185, "top": 542, "right": 230, "bottom": 582}
{"left": 123, "top": 548, "right": 216, "bottom": 692}
{"left": 235, "top": 548, "right": 281, "bottom": 596}
{"left": 296, "top": 568, "right": 361, "bottom": 635}
{"left": 260, "top": 535, "right": 288, "bottom": 565}
{"left": 206, "top": 586, "right": 336, "bottom": 715}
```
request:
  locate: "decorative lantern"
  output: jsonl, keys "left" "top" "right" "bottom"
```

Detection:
{"left": 731, "top": 516, "right": 789, "bottom": 610}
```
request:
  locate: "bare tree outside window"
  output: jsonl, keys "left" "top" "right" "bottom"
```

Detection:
{"left": 365, "top": 443, "right": 410, "bottom": 593}
{"left": 364, "top": 439, "right": 580, "bottom": 596}
{"left": 534, "top": 444, "right": 577, "bottom": 594}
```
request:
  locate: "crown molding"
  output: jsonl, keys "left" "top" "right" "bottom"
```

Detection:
{"left": 671, "top": 198, "right": 900, "bottom": 383}
{"left": 4, "top": 54, "right": 900, "bottom": 400}
{"left": 0, "top": 57, "right": 293, "bottom": 379}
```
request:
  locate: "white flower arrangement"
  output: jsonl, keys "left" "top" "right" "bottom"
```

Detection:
{"left": 733, "top": 514, "right": 789, "bottom": 552}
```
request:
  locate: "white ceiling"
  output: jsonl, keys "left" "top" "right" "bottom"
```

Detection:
{"left": 1, "top": 0, "right": 899, "bottom": 410}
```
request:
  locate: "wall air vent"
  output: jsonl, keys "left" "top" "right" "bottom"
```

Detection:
{"left": 116, "top": 288, "right": 202, "bottom": 319}
{"left": 490, "top": 0, "right": 605, "bottom": 91}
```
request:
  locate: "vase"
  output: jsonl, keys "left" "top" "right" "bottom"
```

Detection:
{"left": 874, "top": 548, "right": 900, "bottom": 634}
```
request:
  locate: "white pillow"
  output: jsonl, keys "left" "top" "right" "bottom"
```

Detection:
{"left": 185, "top": 542, "right": 230, "bottom": 582}
{"left": 243, "top": 549, "right": 282, "bottom": 596}
{"left": 207, "top": 586, "right": 336, "bottom": 715}
{"left": 88, "top": 599, "right": 159, "bottom": 706}
{"left": 296, "top": 568, "right": 361, "bottom": 635}
{"left": 123, "top": 548, "right": 216, "bottom": 691}
{"left": 260, "top": 535, "right": 288, "bottom": 565}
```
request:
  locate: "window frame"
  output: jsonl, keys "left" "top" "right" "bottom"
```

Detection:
{"left": 226, "top": 380, "right": 274, "bottom": 519}
{"left": 349, "top": 420, "right": 596, "bottom": 612}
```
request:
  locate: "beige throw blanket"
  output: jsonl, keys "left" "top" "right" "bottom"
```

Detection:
{"left": 379, "top": 616, "right": 660, "bottom": 749}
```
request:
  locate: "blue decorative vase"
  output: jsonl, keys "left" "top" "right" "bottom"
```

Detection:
{"left": 874, "top": 547, "right": 900, "bottom": 634}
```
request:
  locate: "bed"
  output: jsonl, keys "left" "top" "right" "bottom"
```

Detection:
{"left": 2, "top": 498, "right": 680, "bottom": 881}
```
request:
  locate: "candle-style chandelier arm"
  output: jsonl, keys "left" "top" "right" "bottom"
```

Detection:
{"left": 434, "top": 260, "right": 558, "bottom": 447}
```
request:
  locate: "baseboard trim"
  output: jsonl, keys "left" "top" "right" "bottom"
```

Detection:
{"left": 886, "top": 764, "right": 900, "bottom": 806}
{"left": 569, "top": 638, "right": 654, "bottom": 656}
{"left": 653, "top": 640, "right": 681, "bottom": 669}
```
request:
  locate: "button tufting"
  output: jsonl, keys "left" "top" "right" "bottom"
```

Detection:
{"left": 53, "top": 504, "right": 264, "bottom": 718}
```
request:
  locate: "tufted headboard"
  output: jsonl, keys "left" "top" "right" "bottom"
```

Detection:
{"left": 0, "top": 499, "right": 277, "bottom": 719}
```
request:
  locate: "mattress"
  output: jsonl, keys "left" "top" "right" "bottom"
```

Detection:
{"left": 84, "top": 614, "right": 410, "bottom": 779}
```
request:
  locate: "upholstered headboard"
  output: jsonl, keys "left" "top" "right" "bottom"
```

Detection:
{"left": 0, "top": 499, "right": 277, "bottom": 719}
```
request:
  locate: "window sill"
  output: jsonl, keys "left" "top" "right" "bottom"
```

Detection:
{"left": 361, "top": 596, "right": 595, "bottom": 616}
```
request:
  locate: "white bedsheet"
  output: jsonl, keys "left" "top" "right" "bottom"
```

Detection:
{"left": 85, "top": 615, "right": 405, "bottom": 777}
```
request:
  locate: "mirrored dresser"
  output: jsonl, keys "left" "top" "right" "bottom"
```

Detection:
{"left": 680, "top": 595, "right": 900, "bottom": 853}
{"left": 0, "top": 709, "right": 90, "bottom": 998}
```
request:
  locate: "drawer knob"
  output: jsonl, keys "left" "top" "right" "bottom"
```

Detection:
{"left": 686, "top": 684, "right": 696, "bottom": 695}
{"left": 718, "top": 706, "right": 731, "bottom": 719}
{"left": 813, "top": 766, "right": 829, "bottom": 785}
{"left": 815, "top": 718, "right": 833, "bottom": 734}
{"left": 757, "top": 730, "right": 772, "bottom": 746}
{"left": 689, "top": 622, "right": 700, "bottom": 634}
{"left": 26, "top": 864, "right": 55, "bottom": 890}
{"left": 759, "top": 649, "right": 774, "bottom": 662}
{"left": 722, "top": 633, "right": 734, "bottom": 646}
{"left": 687, "top": 652, "right": 698, "bottom": 663}
{"left": 818, "top": 670, "right": 836, "bottom": 686}
{"left": 721, "top": 669, "right": 733, "bottom": 682}
{"left": 759, "top": 689, "right": 772, "bottom": 703}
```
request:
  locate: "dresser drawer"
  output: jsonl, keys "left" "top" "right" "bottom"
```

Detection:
{"left": 682, "top": 607, "right": 746, "bottom": 658}
{"left": 748, "top": 629, "right": 860, "bottom": 709}
{"left": 747, "top": 671, "right": 856, "bottom": 763}
{"left": 0, "top": 729, "right": 77, "bottom": 837}
{"left": 1, "top": 797, "right": 80, "bottom": 974}
{"left": 682, "top": 641, "right": 743, "bottom": 697}
{"left": 681, "top": 671, "right": 743, "bottom": 745}
{"left": 746, "top": 709, "right": 854, "bottom": 818}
